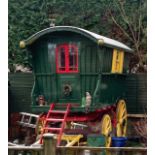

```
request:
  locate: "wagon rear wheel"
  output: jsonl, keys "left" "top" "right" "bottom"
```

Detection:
{"left": 35, "top": 116, "right": 46, "bottom": 136}
{"left": 116, "top": 99, "right": 127, "bottom": 137}
{"left": 101, "top": 114, "right": 112, "bottom": 147}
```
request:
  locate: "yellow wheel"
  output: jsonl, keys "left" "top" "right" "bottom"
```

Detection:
{"left": 35, "top": 117, "right": 46, "bottom": 136}
{"left": 101, "top": 114, "right": 112, "bottom": 147}
{"left": 116, "top": 99, "right": 127, "bottom": 137}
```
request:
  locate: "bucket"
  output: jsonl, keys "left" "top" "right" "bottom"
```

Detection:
{"left": 112, "top": 137, "right": 127, "bottom": 147}
{"left": 87, "top": 134, "right": 105, "bottom": 147}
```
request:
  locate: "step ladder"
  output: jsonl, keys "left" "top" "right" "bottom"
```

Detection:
{"left": 39, "top": 103, "right": 71, "bottom": 146}
{"left": 17, "top": 112, "right": 39, "bottom": 128}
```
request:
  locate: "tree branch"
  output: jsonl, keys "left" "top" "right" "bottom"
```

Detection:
{"left": 112, "top": 0, "right": 144, "bottom": 62}
{"left": 117, "top": 0, "right": 138, "bottom": 45}
{"left": 109, "top": 11, "right": 134, "bottom": 43}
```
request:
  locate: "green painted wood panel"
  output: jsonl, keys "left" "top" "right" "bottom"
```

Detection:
{"left": 80, "top": 41, "right": 99, "bottom": 98}
{"left": 99, "top": 47, "right": 113, "bottom": 72}
{"left": 123, "top": 53, "right": 130, "bottom": 73}
{"left": 8, "top": 73, "right": 146, "bottom": 113}
{"left": 31, "top": 40, "right": 53, "bottom": 105}
{"left": 30, "top": 32, "right": 87, "bottom": 106}
{"left": 56, "top": 74, "right": 81, "bottom": 103}
{"left": 99, "top": 74, "right": 126, "bottom": 105}
{"left": 27, "top": 30, "right": 133, "bottom": 111}
{"left": 9, "top": 73, "right": 34, "bottom": 113}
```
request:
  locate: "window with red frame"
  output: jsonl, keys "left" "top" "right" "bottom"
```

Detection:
{"left": 56, "top": 44, "right": 78, "bottom": 73}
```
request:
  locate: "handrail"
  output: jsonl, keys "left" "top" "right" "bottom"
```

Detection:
{"left": 8, "top": 145, "right": 43, "bottom": 151}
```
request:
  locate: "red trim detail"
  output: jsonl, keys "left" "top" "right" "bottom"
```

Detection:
{"left": 56, "top": 43, "right": 79, "bottom": 73}
{"left": 66, "top": 44, "right": 69, "bottom": 72}
{"left": 43, "top": 104, "right": 116, "bottom": 122}
{"left": 66, "top": 106, "right": 116, "bottom": 122}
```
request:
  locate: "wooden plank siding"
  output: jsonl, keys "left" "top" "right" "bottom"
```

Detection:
{"left": 9, "top": 73, "right": 34, "bottom": 113}
{"left": 8, "top": 73, "right": 147, "bottom": 114}
{"left": 80, "top": 43, "right": 99, "bottom": 97}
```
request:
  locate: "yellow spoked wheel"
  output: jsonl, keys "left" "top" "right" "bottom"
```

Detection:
{"left": 101, "top": 114, "right": 112, "bottom": 147}
{"left": 116, "top": 99, "right": 127, "bottom": 137}
{"left": 35, "top": 117, "right": 46, "bottom": 136}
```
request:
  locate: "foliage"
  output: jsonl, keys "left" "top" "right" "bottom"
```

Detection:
{"left": 8, "top": 0, "right": 147, "bottom": 72}
{"left": 8, "top": 0, "right": 50, "bottom": 72}
{"left": 107, "top": 0, "right": 147, "bottom": 72}
{"left": 133, "top": 116, "right": 147, "bottom": 146}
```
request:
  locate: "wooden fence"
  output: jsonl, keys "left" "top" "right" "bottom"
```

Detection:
{"left": 125, "top": 74, "right": 147, "bottom": 114}
{"left": 8, "top": 134, "right": 147, "bottom": 155}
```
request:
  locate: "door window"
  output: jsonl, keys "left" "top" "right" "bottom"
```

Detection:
{"left": 56, "top": 43, "right": 78, "bottom": 73}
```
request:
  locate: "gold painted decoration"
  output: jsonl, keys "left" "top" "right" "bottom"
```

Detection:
{"left": 19, "top": 41, "right": 26, "bottom": 48}
{"left": 98, "top": 39, "right": 104, "bottom": 46}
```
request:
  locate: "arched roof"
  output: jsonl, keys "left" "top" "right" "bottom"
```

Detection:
{"left": 20, "top": 26, "right": 133, "bottom": 52}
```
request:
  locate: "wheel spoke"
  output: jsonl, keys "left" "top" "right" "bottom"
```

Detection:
{"left": 116, "top": 100, "right": 127, "bottom": 137}
{"left": 101, "top": 114, "right": 112, "bottom": 147}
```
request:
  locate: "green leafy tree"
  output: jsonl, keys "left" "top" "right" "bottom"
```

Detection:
{"left": 8, "top": 0, "right": 50, "bottom": 71}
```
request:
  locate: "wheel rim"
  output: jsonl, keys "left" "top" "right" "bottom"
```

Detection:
{"left": 116, "top": 99, "right": 127, "bottom": 137}
{"left": 35, "top": 117, "right": 45, "bottom": 135}
{"left": 101, "top": 114, "right": 112, "bottom": 147}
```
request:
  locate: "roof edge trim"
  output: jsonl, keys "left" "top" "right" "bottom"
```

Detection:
{"left": 20, "top": 26, "right": 133, "bottom": 52}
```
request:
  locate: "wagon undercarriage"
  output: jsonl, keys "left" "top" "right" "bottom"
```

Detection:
{"left": 17, "top": 100, "right": 127, "bottom": 148}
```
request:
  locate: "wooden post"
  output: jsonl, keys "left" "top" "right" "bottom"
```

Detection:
{"left": 43, "top": 133, "right": 57, "bottom": 155}
{"left": 8, "top": 150, "right": 14, "bottom": 155}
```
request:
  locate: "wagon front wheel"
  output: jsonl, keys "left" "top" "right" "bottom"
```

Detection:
{"left": 101, "top": 114, "right": 112, "bottom": 147}
{"left": 116, "top": 99, "right": 127, "bottom": 137}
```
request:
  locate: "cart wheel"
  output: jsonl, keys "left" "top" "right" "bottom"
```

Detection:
{"left": 116, "top": 99, "right": 127, "bottom": 137}
{"left": 101, "top": 114, "right": 112, "bottom": 147}
{"left": 35, "top": 117, "right": 45, "bottom": 136}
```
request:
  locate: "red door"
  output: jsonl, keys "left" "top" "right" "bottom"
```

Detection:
{"left": 55, "top": 43, "right": 81, "bottom": 103}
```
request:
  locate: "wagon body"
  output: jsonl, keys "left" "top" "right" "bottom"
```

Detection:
{"left": 20, "top": 26, "right": 133, "bottom": 113}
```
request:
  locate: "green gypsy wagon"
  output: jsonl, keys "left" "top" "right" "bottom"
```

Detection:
{"left": 20, "top": 26, "right": 133, "bottom": 146}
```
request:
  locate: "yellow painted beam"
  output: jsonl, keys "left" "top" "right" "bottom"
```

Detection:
{"left": 111, "top": 49, "right": 124, "bottom": 73}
